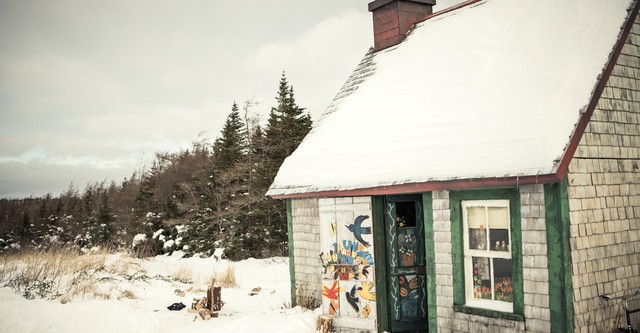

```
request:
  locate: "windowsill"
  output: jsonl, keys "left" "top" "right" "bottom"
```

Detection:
{"left": 453, "top": 304, "right": 525, "bottom": 322}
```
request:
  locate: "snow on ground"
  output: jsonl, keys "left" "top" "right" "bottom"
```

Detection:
{"left": 0, "top": 252, "right": 318, "bottom": 333}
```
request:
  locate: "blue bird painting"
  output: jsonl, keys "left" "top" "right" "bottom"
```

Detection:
{"left": 346, "top": 215, "right": 371, "bottom": 247}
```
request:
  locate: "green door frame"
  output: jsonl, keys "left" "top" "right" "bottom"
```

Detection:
{"left": 372, "top": 194, "right": 438, "bottom": 332}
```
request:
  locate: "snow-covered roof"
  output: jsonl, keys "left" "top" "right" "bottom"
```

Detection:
{"left": 268, "top": 0, "right": 634, "bottom": 197}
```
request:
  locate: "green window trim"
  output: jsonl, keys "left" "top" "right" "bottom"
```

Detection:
{"left": 450, "top": 188, "right": 524, "bottom": 319}
{"left": 544, "top": 179, "right": 575, "bottom": 333}
{"left": 286, "top": 199, "right": 296, "bottom": 307}
{"left": 453, "top": 304, "right": 525, "bottom": 321}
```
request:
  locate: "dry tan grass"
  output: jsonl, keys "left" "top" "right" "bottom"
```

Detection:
{"left": 172, "top": 265, "right": 193, "bottom": 283}
{"left": 60, "top": 280, "right": 98, "bottom": 303}
{"left": 213, "top": 265, "right": 237, "bottom": 288}
{"left": 0, "top": 247, "right": 109, "bottom": 299}
{"left": 0, "top": 247, "right": 133, "bottom": 302}
{"left": 186, "top": 285, "right": 207, "bottom": 293}
{"left": 104, "top": 254, "right": 138, "bottom": 276}
{"left": 118, "top": 289, "right": 138, "bottom": 300}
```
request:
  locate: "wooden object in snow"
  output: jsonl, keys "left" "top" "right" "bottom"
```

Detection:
{"left": 188, "top": 278, "right": 223, "bottom": 321}
{"left": 316, "top": 315, "right": 333, "bottom": 333}
{"left": 199, "top": 309, "right": 211, "bottom": 320}
{"left": 249, "top": 287, "right": 261, "bottom": 296}
{"left": 207, "top": 278, "right": 222, "bottom": 312}
{"left": 191, "top": 297, "right": 208, "bottom": 311}
{"left": 174, "top": 289, "right": 185, "bottom": 297}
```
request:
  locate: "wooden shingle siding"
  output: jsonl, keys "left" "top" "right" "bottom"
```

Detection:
{"left": 291, "top": 198, "right": 322, "bottom": 307}
{"left": 433, "top": 187, "right": 549, "bottom": 332}
{"left": 433, "top": 190, "right": 456, "bottom": 332}
{"left": 520, "top": 185, "right": 552, "bottom": 333}
{"left": 567, "top": 15, "right": 640, "bottom": 333}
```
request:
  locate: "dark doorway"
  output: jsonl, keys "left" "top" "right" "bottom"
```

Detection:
{"left": 384, "top": 195, "right": 429, "bottom": 332}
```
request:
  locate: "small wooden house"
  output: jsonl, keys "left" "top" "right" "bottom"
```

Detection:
{"left": 267, "top": 0, "right": 640, "bottom": 332}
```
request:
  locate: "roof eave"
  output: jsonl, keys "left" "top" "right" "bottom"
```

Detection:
{"left": 270, "top": 173, "right": 562, "bottom": 199}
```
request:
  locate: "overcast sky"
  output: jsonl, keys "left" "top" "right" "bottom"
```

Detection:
{"left": 0, "top": 0, "right": 460, "bottom": 199}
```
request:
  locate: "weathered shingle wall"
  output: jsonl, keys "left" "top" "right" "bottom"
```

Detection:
{"left": 520, "top": 185, "right": 551, "bottom": 333}
{"left": 433, "top": 190, "right": 457, "bottom": 331}
{"left": 567, "top": 15, "right": 640, "bottom": 333}
{"left": 291, "top": 198, "right": 322, "bottom": 307}
{"left": 434, "top": 187, "right": 549, "bottom": 332}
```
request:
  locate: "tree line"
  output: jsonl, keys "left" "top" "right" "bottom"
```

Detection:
{"left": 0, "top": 73, "right": 312, "bottom": 260}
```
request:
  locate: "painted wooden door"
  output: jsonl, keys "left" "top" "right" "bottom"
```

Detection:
{"left": 385, "top": 195, "right": 429, "bottom": 332}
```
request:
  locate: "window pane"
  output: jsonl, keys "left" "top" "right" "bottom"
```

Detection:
{"left": 488, "top": 207, "right": 509, "bottom": 252}
{"left": 469, "top": 227, "right": 487, "bottom": 250}
{"left": 472, "top": 257, "right": 492, "bottom": 300}
{"left": 493, "top": 258, "right": 513, "bottom": 302}
{"left": 489, "top": 229, "right": 510, "bottom": 252}
{"left": 396, "top": 202, "right": 416, "bottom": 228}
{"left": 467, "top": 207, "right": 486, "bottom": 228}
{"left": 398, "top": 228, "right": 417, "bottom": 267}
{"left": 488, "top": 207, "right": 509, "bottom": 229}
{"left": 399, "top": 275, "right": 419, "bottom": 319}
{"left": 467, "top": 206, "right": 487, "bottom": 250}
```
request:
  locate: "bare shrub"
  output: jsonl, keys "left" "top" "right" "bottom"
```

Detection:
{"left": 0, "top": 246, "right": 113, "bottom": 301}
{"left": 119, "top": 289, "right": 137, "bottom": 300}
{"left": 187, "top": 285, "right": 207, "bottom": 294}
{"left": 172, "top": 265, "right": 193, "bottom": 283}
{"left": 104, "top": 256, "right": 136, "bottom": 276}
{"left": 132, "top": 239, "right": 162, "bottom": 258}
{"left": 295, "top": 282, "right": 321, "bottom": 309}
{"left": 296, "top": 294, "right": 319, "bottom": 309}
{"left": 214, "top": 265, "right": 237, "bottom": 288}
{"left": 62, "top": 280, "right": 98, "bottom": 302}
{"left": 0, "top": 259, "right": 18, "bottom": 282}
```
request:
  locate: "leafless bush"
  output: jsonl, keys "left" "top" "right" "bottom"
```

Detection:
{"left": 119, "top": 289, "right": 138, "bottom": 300}
{"left": 172, "top": 265, "right": 193, "bottom": 283}
{"left": 131, "top": 238, "right": 162, "bottom": 258}
{"left": 213, "top": 265, "right": 237, "bottom": 288}
{"left": 295, "top": 282, "right": 321, "bottom": 309}
{"left": 0, "top": 246, "right": 133, "bottom": 302}
{"left": 0, "top": 247, "right": 109, "bottom": 300}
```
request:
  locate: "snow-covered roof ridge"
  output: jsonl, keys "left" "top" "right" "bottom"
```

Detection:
{"left": 313, "top": 48, "right": 378, "bottom": 129}
{"left": 268, "top": 0, "right": 636, "bottom": 198}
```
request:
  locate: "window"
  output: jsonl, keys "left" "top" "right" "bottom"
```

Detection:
{"left": 450, "top": 189, "right": 523, "bottom": 320}
{"left": 462, "top": 200, "right": 512, "bottom": 312}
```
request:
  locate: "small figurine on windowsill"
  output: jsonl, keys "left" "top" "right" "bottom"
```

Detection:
{"left": 495, "top": 240, "right": 508, "bottom": 251}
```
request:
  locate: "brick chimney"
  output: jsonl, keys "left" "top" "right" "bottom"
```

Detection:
{"left": 368, "top": 0, "right": 436, "bottom": 51}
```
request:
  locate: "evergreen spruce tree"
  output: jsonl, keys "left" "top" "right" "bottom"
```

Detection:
{"left": 96, "top": 192, "right": 117, "bottom": 245}
{"left": 261, "top": 72, "right": 312, "bottom": 188}
{"left": 20, "top": 212, "right": 32, "bottom": 241}
{"left": 165, "top": 192, "right": 181, "bottom": 219}
{"left": 250, "top": 72, "right": 313, "bottom": 256}
{"left": 38, "top": 194, "right": 50, "bottom": 223}
{"left": 82, "top": 187, "right": 95, "bottom": 221}
{"left": 135, "top": 162, "right": 158, "bottom": 217}
{"left": 250, "top": 124, "right": 265, "bottom": 159}
{"left": 213, "top": 102, "right": 246, "bottom": 171}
